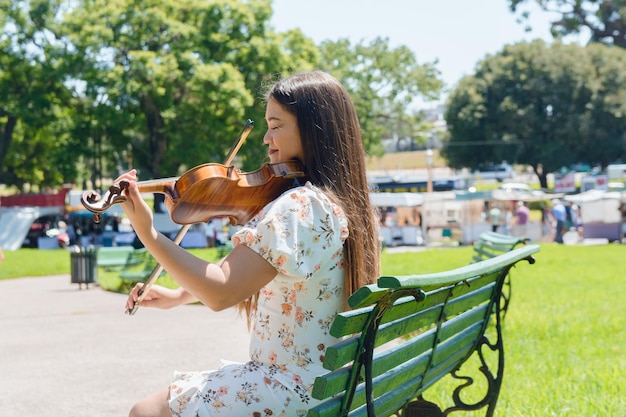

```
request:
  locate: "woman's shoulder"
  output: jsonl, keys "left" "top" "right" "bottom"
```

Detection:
{"left": 277, "top": 182, "right": 335, "bottom": 206}
{"left": 268, "top": 182, "right": 346, "bottom": 224}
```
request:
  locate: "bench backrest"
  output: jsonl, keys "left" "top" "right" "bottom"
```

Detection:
{"left": 123, "top": 248, "right": 149, "bottom": 267}
{"left": 472, "top": 232, "right": 530, "bottom": 317}
{"left": 307, "top": 244, "right": 540, "bottom": 417}
{"left": 472, "top": 231, "right": 529, "bottom": 263}
{"left": 96, "top": 246, "right": 134, "bottom": 264}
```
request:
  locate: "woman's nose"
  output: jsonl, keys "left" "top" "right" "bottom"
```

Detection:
{"left": 263, "top": 131, "right": 271, "bottom": 144}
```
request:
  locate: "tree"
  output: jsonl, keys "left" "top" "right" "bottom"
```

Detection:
{"left": 509, "top": 0, "right": 626, "bottom": 48}
{"left": 318, "top": 38, "right": 444, "bottom": 156}
{"left": 58, "top": 0, "right": 319, "bottom": 209}
{"left": 443, "top": 40, "right": 626, "bottom": 188}
{"left": 0, "top": 0, "right": 77, "bottom": 190}
{"left": 580, "top": 42, "right": 626, "bottom": 165}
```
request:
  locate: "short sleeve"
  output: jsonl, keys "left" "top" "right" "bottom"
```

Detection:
{"left": 231, "top": 183, "right": 348, "bottom": 278}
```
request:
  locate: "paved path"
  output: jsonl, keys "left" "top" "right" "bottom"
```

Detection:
{"left": 0, "top": 275, "right": 250, "bottom": 417}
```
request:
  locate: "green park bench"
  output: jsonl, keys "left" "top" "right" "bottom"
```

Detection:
{"left": 471, "top": 232, "right": 530, "bottom": 263}
{"left": 118, "top": 250, "right": 165, "bottom": 288}
{"left": 307, "top": 244, "right": 540, "bottom": 417}
{"left": 472, "top": 231, "right": 530, "bottom": 316}
{"left": 96, "top": 246, "right": 136, "bottom": 271}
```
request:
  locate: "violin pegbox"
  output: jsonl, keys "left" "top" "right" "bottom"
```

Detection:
{"left": 80, "top": 181, "right": 130, "bottom": 223}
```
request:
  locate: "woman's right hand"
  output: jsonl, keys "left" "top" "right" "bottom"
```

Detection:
{"left": 126, "top": 283, "right": 189, "bottom": 311}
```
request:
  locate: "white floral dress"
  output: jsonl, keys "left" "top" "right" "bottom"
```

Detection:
{"left": 168, "top": 182, "right": 349, "bottom": 417}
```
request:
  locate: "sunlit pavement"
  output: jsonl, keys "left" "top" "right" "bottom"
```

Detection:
{"left": 0, "top": 275, "right": 249, "bottom": 417}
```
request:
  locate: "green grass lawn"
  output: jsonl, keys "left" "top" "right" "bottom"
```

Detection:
{"left": 1, "top": 243, "right": 624, "bottom": 416}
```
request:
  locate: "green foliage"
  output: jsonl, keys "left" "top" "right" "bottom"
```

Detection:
{"left": 509, "top": 0, "right": 626, "bottom": 49}
{"left": 319, "top": 38, "right": 444, "bottom": 156}
{"left": 61, "top": 0, "right": 269, "bottom": 179}
{"left": 443, "top": 40, "right": 626, "bottom": 189}
{"left": 0, "top": 0, "right": 76, "bottom": 190}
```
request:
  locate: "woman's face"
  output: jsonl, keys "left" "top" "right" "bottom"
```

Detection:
{"left": 263, "top": 98, "right": 304, "bottom": 164}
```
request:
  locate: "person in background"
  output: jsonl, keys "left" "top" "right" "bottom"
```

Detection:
{"left": 540, "top": 203, "right": 552, "bottom": 241}
{"left": 489, "top": 203, "right": 501, "bottom": 233}
{"left": 515, "top": 201, "right": 530, "bottom": 237}
{"left": 115, "top": 71, "right": 381, "bottom": 417}
{"left": 568, "top": 201, "right": 582, "bottom": 237}
{"left": 551, "top": 199, "right": 566, "bottom": 244}
{"left": 501, "top": 205, "right": 513, "bottom": 235}
{"left": 620, "top": 200, "right": 626, "bottom": 242}
{"left": 204, "top": 218, "right": 218, "bottom": 248}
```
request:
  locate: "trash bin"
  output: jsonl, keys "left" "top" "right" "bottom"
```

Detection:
{"left": 70, "top": 246, "right": 98, "bottom": 289}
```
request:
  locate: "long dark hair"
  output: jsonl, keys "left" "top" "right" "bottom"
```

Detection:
{"left": 266, "top": 71, "right": 380, "bottom": 298}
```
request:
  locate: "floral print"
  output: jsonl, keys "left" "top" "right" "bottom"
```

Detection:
{"left": 168, "top": 183, "right": 348, "bottom": 416}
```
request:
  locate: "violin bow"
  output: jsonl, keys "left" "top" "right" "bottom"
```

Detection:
{"left": 126, "top": 119, "right": 254, "bottom": 315}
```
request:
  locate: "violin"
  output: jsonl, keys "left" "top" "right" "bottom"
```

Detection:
{"left": 80, "top": 119, "right": 306, "bottom": 316}
{"left": 81, "top": 120, "right": 306, "bottom": 225}
{"left": 82, "top": 160, "right": 306, "bottom": 225}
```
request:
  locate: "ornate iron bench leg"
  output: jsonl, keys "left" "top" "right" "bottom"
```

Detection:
{"left": 403, "top": 397, "right": 444, "bottom": 417}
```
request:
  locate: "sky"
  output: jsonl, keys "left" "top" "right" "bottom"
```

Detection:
{"left": 270, "top": 0, "right": 585, "bottom": 104}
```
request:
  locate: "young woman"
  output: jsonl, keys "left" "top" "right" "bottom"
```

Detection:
{"left": 119, "top": 71, "right": 380, "bottom": 417}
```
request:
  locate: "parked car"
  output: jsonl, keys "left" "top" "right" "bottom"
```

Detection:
{"left": 474, "top": 163, "right": 514, "bottom": 182}
{"left": 497, "top": 182, "right": 545, "bottom": 196}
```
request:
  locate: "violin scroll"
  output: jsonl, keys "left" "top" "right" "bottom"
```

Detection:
{"left": 81, "top": 181, "right": 130, "bottom": 223}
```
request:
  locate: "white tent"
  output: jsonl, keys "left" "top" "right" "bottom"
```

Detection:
{"left": 370, "top": 192, "right": 423, "bottom": 207}
{"left": 563, "top": 190, "right": 625, "bottom": 241}
{"left": 0, "top": 206, "right": 64, "bottom": 250}
{"left": 563, "top": 189, "right": 623, "bottom": 204}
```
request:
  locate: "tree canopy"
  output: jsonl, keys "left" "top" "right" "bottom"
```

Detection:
{"left": 509, "top": 0, "right": 626, "bottom": 48}
{"left": 443, "top": 40, "right": 626, "bottom": 189}
{"left": 0, "top": 0, "right": 443, "bottom": 194}
{"left": 318, "top": 38, "right": 443, "bottom": 155}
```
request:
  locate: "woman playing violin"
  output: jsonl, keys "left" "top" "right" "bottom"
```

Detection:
{"left": 121, "top": 71, "right": 380, "bottom": 417}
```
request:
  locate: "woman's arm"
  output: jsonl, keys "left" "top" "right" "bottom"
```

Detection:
{"left": 126, "top": 284, "right": 198, "bottom": 311}
{"left": 119, "top": 170, "right": 277, "bottom": 312}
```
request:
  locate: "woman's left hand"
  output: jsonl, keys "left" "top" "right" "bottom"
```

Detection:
{"left": 113, "top": 169, "right": 156, "bottom": 239}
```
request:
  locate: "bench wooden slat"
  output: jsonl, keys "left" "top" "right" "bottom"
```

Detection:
{"left": 325, "top": 274, "right": 501, "bottom": 372}
{"left": 444, "top": 282, "right": 496, "bottom": 318}
{"left": 430, "top": 322, "right": 484, "bottom": 374}
{"left": 349, "top": 373, "right": 431, "bottom": 417}
{"left": 119, "top": 252, "right": 163, "bottom": 283}
{"left": 313, "top": 305, "right": 488, "bottom": 398}
{"left": 316, "top": 324, "right": 485, "bottom": 417}
{"left": 314, "top": 328, "right": 437, "bottom": 400}
{"left": 473, "top": 232, "right": 530, "bottom": 262}
{"left": 480, "top": 231, "right": 529, "bottom": 246}
{"left": 96, "top": 246, "right": 135, "bottom": 270}
{"left": 313, "top": 352, "right": 431, "bottom": 417}
{"left": 325, "top": 305, "right": 440, "bottom": 370}
{"left": 333, "top": 272, "right": 498, "bottom": 339}
{"left": 473, "top": 244, "right": 503, "bottom": 259}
